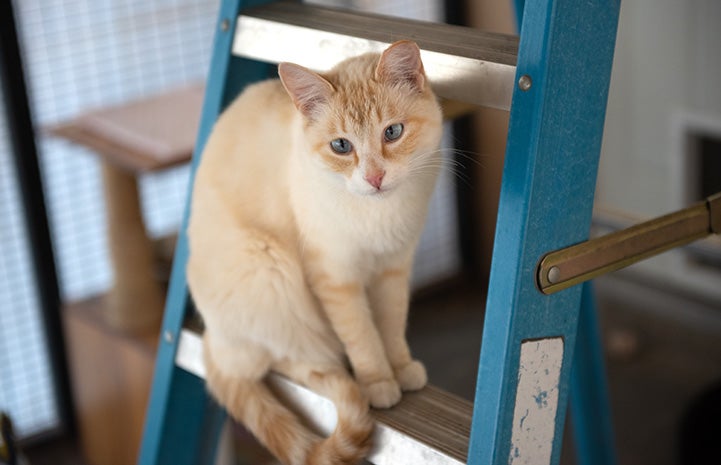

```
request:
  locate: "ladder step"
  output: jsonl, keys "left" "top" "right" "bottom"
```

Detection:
{"left": 176, "top": 329, "right": 471, "bottom": 465}
{"left": 233, "top": 1, "right": 518, "bottom": 111}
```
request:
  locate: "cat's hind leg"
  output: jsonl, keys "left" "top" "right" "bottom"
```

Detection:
{"left": 189, "top": 227, "right": 327, "bottom": 360}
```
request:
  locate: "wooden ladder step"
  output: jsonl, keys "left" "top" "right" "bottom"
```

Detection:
{"left": 175, "top": 329, "right": 471, "bottom": 465}
{"left": 233, "top": 1, "right": 518, "bottom": 111}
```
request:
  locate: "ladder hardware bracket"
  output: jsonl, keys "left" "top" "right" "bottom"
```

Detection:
{"left": 537, "top": 192, "right": 721, "bottom": 295}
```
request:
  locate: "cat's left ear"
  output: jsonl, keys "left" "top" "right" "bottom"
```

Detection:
{"left": 278, "top": 62, "right": 334, "bottom": 119}
{"left": 375, "top": 40, "right": 426, "bottom": 92}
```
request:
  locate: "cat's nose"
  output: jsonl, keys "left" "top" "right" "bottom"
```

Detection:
{"left": 364, "top": 170, "right": 385, "bottom": 190}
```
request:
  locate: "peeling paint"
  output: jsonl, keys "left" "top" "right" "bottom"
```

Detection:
{"left": 533, "top": 390, "right": 548, "bottom": 408}
{"left": 519, "top": 409, "right": 529, "bottom": 429}
{"left": 509, "top": 338, "right": 564, "bottom": 465}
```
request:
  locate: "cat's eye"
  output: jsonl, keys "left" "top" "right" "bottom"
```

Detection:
{"left": 384, "top": 123, "right": 404, "bottom": 142}
{"left": 330, "top": 138, "right": 353, "bottom": 155}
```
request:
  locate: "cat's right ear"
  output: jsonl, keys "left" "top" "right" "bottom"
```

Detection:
{"left": 278, "top": 63, "right": 334, "bottom": 119}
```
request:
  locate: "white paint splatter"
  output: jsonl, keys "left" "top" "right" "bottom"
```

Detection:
{"left": 509, "top": 338, "right": 564, "bottom": 465}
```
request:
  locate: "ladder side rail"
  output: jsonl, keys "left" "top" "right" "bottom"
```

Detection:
{"left": 569, "top": 283, "right": 618, "bottom": 465}
{"left": 515, "top": 2, "right": 617, "bottom": 462}
{"left": 468, "top": 0, "right": 621, "bottom": 464}
{"left": 512, "top": 0, "right": 525, "bottom": 35}
{"left": 137, "top": 1, "right": 276, "bottom": 463}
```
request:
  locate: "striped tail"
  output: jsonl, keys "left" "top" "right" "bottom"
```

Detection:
{"left": 204, "top": 356, "right": 374, "bottom": 465}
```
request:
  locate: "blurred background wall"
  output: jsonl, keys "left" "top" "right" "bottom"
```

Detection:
{"left": 596, "top": 0, "right": 721, "bottom": 302}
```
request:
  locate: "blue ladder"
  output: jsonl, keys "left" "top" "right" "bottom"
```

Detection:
{"left": 138, "top": 0, "right": 620, "bottom": 464}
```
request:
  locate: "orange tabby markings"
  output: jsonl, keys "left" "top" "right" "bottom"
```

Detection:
{"left": 379, "top": 268, "right": 407, "bottom": 278}
{"left": 313, "top": 280, "right": 363, "bottom": 307}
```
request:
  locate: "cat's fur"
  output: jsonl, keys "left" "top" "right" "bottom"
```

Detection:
{"left": 187, "top": 41, "right": 443, "bottom": 465}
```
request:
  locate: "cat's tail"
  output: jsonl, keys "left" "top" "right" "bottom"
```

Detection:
{"left": 204, "top": 355, "right": 374, "bottom": 465}
{"left": 305, "top": 371, "right": 375, "bottom": 464}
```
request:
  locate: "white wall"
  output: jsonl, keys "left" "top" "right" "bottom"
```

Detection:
{"left": 596, "top": 0, "right": 721, "bottom": 302}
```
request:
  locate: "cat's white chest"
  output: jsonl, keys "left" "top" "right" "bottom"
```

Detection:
{"left": 349, "top": 197, "right": 416, "bottom": 253}
{"left": 298, "top": 180, "right": 426, "bottom": 267}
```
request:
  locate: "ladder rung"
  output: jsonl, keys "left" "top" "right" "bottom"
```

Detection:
{"left": 233, "top": 1, "right": 518, "bottom": 111}
{"left": 176, "top": 329, "right": 470, "bottom": 465}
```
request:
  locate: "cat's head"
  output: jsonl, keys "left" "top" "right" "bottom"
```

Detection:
{"left": 278, "top": 40, "right": 443, "bottom": 196}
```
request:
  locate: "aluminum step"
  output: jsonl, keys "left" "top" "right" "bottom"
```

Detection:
{"left": 176, "top": 329, "right": 472, "bottom": 465}
{"left": 233, "top": 1, "right": 518, "bottom": 111}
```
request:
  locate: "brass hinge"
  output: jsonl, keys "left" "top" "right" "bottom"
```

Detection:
{"left": 537, "top": 192, "right": 721, "bottom": 295}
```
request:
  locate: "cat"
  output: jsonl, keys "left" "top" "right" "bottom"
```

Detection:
{"left": 186, "top": 40, "right": 443, "bottom": 465}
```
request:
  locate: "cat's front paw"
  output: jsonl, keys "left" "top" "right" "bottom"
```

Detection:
{"left": 394, "top": 360, "right": 427, "bottom": 392}
{"left": 363, "top": 379, "right": 401, "bottom": 409}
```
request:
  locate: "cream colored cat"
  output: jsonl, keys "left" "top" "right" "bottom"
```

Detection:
{"left": 187, "top": 40, "right": 443, "bottom": 465}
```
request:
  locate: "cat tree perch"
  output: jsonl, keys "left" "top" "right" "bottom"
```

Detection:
{"left": 50, "top": 85, "right": 204, "bottom": 334}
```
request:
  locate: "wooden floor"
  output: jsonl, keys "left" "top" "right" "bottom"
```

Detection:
{"left": 24, "top": 435, "right": 88, "bottom": 465}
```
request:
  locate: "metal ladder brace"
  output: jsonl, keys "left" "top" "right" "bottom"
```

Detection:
{"left": 138, "top": 0, "right": 621, "bottom": 464}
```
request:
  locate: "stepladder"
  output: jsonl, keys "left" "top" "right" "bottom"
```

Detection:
{"left": 138, "top": 1, "right": 624, "bottom": 464}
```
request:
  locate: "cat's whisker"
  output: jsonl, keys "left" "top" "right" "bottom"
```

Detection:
{"left": 442, "top": 148, "right": 486, "bottom": 168}
{"left": 405, "top": 158, "right": 473, "bottom": 187}
{"left": 408, "top": 159, "right": 458, "bottom": 174}
{"left": 413, "top": 147, "right": 485, "bottom": 169}
{"left": 410, "top": 149, "right": 479, "bottom": 171}
{"left": 453, "top": 150, "right": 486, "bottom": 169}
